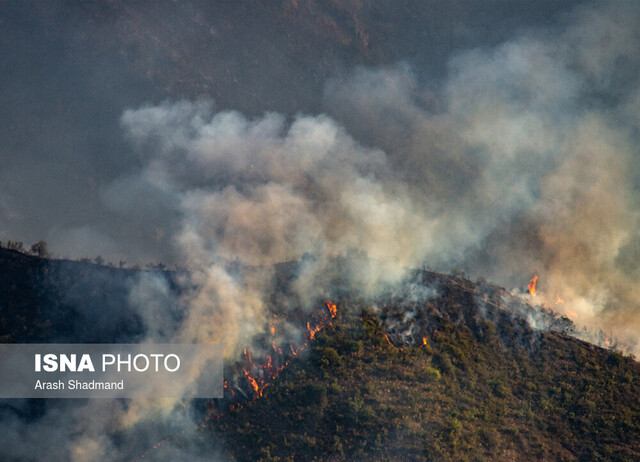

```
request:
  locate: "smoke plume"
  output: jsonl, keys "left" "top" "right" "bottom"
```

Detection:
{"left": 320, "top": 1, "right": 640, "bottom": 352}
{"left": 110, "top": 0, "right": 640, "bottom": 357}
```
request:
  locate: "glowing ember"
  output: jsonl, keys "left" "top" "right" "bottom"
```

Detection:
{"left": 565, "top": 309, "right": 578, "bottom": 321}
{"left": 326, "top": 301, "right": 337, "bottom": 318}
{"left": 422, "top": 337, "right": 427, "bottom": 345}
{"left": 244, "top": 371, "right": 260, "bottom": 395}
{"left": 307, "top": 321, "right": 322, "bottom": 340}
{"left": 528, "top": 275, "right": 538, "bottom": 297}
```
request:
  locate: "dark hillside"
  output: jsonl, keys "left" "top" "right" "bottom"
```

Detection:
{"left": 0, "top": 250, "right": 638, "bottom": 461}
{"left": 0, "top": 248, "right": 166, "bottom": 342}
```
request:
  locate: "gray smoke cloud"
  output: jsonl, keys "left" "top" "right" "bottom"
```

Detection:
{"left": 107, "top": 0, "right": 640, "bottom": 357}
{"left": 0, "top": 396, "right": 224, "bottom": 461}
{"left": 112, "top": 100, "right": 436, "bottom": 357}
{"left": 321, "top": 1, "right": 640, "bottom": 352}
{"left": 0, "top": 0, "right": 583, "bottom": 266}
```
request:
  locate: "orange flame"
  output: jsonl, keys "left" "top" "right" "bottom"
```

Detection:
{"left": 244, "top": 371, "right": 260, "bottom": 395}
{"left": 555, "top": 295, "right": 564, "bottom": 305}
{"left": 307, "top": 321, "right": 322, "bottom": 340}
{"left": 239, "top": 300, "right": 339, "bottom": 400}
{"left": 528, "top": 275, "right": 538, "bottom": 297}
{"left": 422, "top": 337, "right": 427, "bottom": 346}
{"left": 326, "top": 301, "right": 337, "bottom": 318}
{"left": 140, "top": 305, "right": 335, "bottom": 461}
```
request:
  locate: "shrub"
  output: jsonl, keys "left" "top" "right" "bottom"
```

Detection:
{"left": 424, "top": 366, "right": 442, "bottom": 382}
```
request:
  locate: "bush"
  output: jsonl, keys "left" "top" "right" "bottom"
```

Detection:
{"left": 490, "top": 379, "right": 510, "bottom": 398}
{"left": 319, "top": 347, "right": 342, "bottom": 369}
{"left": 29, "top": 240, "right": 50, "bottom": 257}
{"left": 424, "top": 366, "right": 441, "bottom": 382}
{"left": 435, "top": 353, "right": 454, "bottom": 375}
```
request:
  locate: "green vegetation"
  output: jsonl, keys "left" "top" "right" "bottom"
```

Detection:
{"left": 214, "top": 301, "right": 640, "bottom": 461}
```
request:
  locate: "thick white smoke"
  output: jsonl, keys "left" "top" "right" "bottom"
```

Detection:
{"left": 321, "top": 2, "right": 640, "bottom": 352}
{"left": 118, "top": 102, "right": 445, "bottom": 357}
{"left": 102, "top": 0, "right": 640, "bottom": 362}
{"left": 119, "top": 3, "right": 640, "bottom": 353}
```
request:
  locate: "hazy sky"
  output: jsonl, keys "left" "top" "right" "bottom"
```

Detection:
{"left": 0, "top": 0, "right": 584, "bottom": 264}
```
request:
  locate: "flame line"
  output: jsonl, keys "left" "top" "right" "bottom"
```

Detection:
{"left": 131, "top": 300, "right": 338, "bottom": 460}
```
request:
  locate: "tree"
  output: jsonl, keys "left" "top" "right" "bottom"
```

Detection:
{"left": 7, "top": 241, "right": 24, "bottom": 252}
{"left": 29, "top": 240, "right": 50, "bottom": 258}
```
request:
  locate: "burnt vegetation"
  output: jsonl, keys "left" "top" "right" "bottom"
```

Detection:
{"left": 0, "top": 248, "right": 639, "bottom": 460}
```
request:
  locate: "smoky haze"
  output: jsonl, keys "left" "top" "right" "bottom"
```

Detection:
{"left": 3, "top": 0, "right": 640, "bottom": 460}
{"left": 0, "top": 0, "right": 581, "bottom": 263}
{"left": 109, "top": 0, "right": 640, "bottom": 353}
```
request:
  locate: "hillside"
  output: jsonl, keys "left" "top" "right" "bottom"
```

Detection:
{"left": 0, "top": 247, "right": 153, "bottom": 343}
{"left": 0, "top": 249, "right": 639, "bottom": 461}
{"left": 212, "top": 275, "right": 640, "bottom": 462}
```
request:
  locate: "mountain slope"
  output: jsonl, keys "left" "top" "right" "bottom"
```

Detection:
{"left": 213, "top": 279, "right": 640, "bottom": 462}
{"left": 0, "top": 248, "right": 638, "bottom": 461}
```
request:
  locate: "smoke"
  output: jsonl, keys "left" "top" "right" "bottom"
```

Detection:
{"left": 0, "top": 396, "right": 224, "bottom": 461}
{"left": 112, "top": 2, "right": 640, "bottom": 357}
{"left": 102, "top": 0, "right": 640, "bottom": 360}
{"left": 321, "top": 2, "right": 640, "bottom": 354}
{"left": 452, "top": 1, "right": 640, "bottom": 351}
{"left": 114, "top": 101, "right": 442, "bottom": 356}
